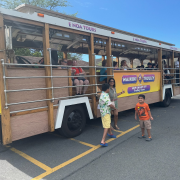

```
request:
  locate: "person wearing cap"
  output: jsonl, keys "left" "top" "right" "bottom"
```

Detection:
{"left": 59, "top": 59, "right": 68, "bottom": 69}
{"left": 145, "top": 62, "right": 152, "bottom": 70}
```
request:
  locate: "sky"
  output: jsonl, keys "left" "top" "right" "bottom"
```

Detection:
{"left": 59, "top": 0, "right": 180, "bottom": 61}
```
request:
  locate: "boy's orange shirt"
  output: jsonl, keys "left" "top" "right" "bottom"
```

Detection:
{"left": 135, "top": 102, "right": 150, "bottom": 120}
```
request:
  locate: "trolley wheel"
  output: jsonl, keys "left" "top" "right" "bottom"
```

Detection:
{"left": 161, "top": 90, "right": 171, "bottom": 107}
{"left": 58, "top": 105, "right": 86, "bottom": 138}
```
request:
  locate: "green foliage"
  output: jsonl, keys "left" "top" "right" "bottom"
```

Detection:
{"left": 15, "top": 48, "right": 42, "bottom": 57}
{"left": 0, "top": 0, "right": 70, "bottom": 11}
{"left": 58, "top": 52, "right": 82, "bottom": 60}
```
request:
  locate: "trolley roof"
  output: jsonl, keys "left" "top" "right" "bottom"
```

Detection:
{"left": 1, "top": 4, "right": 180, "bottom": 52}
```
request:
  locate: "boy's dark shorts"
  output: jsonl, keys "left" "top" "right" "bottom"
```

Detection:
{"left": 139, "top": 120, "right": 151, "bottom": 129}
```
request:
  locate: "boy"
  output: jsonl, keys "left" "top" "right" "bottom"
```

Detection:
{"left": 99, "top": 83, "right": 117, "bottom": 147}
{"left": 135, "top": 94, "right": 153, "bottom": 141}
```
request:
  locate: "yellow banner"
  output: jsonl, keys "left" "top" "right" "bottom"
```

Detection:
{"left": 114, "top": 71, "right": 160, "bottom": 97}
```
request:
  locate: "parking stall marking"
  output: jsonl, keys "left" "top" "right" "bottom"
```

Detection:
{"left": 10, "top": 147, "right": 52, "bottom": 172}
{"left": 32, "top": 124, "right": 140, "bottom": 180}
{"left": 70, "top": 138, "right": 96, "bottom": 148}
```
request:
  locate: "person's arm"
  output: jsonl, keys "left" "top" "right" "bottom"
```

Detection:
{"left": 117, "top": 89, "right": 125, "bottom": 96}
{"left": 107, "top": 96, "right": 116, "bottom": 110}
{"left": 109, "top": 104, "right": 116, "bottom": 110}
{"left": 148, "top": 111, "right": 153, "bottom": 120}
{"left": 135, "top": 111, "right": 138, "bottom": 120}
{"left": 81, "top": 68, "right": 86, "bottom": 75}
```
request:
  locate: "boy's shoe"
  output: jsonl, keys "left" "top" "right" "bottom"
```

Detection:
{"left": 100, "top": 142, "right": 108, "bottom": 147}
{"left": 138, "top": 135, "right": 146, "bottom": 139}
{"left": 146, "top": 137, "right": 152, "bottom": 141}
{"left": 107, "top": 133, "right": 116, "bottom": 138}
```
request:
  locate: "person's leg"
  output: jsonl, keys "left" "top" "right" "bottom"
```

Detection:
{"left": 113, "top": 109, "right": 119, "bottom": 129}
{"left": 83, "top": 79, "right": 89, "bottom": 94}
{"left": 101, "top": 128, "right": 109, "bottom": 144}
{"left": 74, "top": 79, "right": 80, "bottom": 94}
{"left": 141, "top": 128, "right": 145, "bottom": 136}
{"left": 79, "top": 80, "right": 83, "bottom": 94}
{"left": 147, "top": 129, "right": 151, "bottom": 138}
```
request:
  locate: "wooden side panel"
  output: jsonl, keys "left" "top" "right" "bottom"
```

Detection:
{"left": 174, "top": 86, "right": 180, "bottom": 96}
{"left": 96, "top": 91, "right": 160, "bottom": 118}
{"left": 7, "top": 68, "right": 47, "bottom": 112}
{"left": 52, "top": 69, "right": 69, "bottom": 105}
{"left": 11, "top": 111, "right": 48, "bottom": 141}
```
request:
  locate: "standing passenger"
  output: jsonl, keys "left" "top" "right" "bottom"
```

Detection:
{"left": 108, "top": 78, "right": 125, "bottom": 130}
{"left": 99, "top": 83, "right": 117, "bottom": 147}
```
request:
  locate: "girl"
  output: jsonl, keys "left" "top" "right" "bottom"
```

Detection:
{"left": 108, "top": 78, "right": 125, "bottom": 130}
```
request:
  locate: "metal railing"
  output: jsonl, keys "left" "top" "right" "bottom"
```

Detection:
{"left": 1, "top": 52, "right": 116, "bottom": 113}
{"left": 163, "top": 67, "right": 180, "bottom": 86}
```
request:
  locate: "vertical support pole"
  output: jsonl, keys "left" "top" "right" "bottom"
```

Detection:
{"left": 171, "top": 51, "right": 175, "bottom": 93}
{"left": 158, "top": 48, "right": 163, "bottom": 101}
{"left": 106, "top": 37, "right": 112, "bottom": 82}
{"left": 116, "top": 57, "right": 119, "bottom": 68}
{"left": 130, "top": 58, "right": 133, "bottom": 68}
{"left": 0, "top": 14, "right": 12, "bottom": 145}
{"left": 63, "top": 52, "right": 67, "bottom": 59}
{"left": 88, "top": 34, "right": 97, "bottom": 117}
{"left": 141, "top": 60, "right": 143, "bottom": 65}
{"left": 43, "top": 23, "right": 54, "bottom": 132}
{"left": 102, "top": 55, "right": 105, "bottom": 62}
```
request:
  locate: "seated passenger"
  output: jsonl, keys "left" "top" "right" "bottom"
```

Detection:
{"left": 121, "top": 60, "right": 130, "bottom": 70}
{"left": 145, "top": 62, "right": 152, "bottom": 70}
{"left": 71, "top": 59, "right": 89, "bottom": 95}
{"left": 59, "top": 59, "right": 68, "bottom": 69}
{"left": 113, "top": 61, "right": 120, "bottom": 70}
{"left": 100, "top": 60, "right": 107, "bottom": 83}
{"left": 140, "top": 65, "right": 144, "bottom": 69}
{"left": 164, "top": 64, "right": 174, "bottom": 84}
{"left": 152, "top": 63, "right": 156, "bottom": 69}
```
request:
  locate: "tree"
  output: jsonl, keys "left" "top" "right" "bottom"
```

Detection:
{"left": 0, "top": 0, "right": 70, "bottom": 11}
{"left": 1, "top": 0, "right": 82, "bottom": 59}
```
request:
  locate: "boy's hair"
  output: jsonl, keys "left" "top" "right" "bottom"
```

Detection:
{"left": 138, "top": 94, "right": 145, "bottom": 99}
{"left": 102, "top": 83, "right": 109, "bottom": 91}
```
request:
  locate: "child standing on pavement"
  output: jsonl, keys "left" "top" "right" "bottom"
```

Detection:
{"left": 99, "top": 83, "right": 117, "bottom": 147}
{"left": 135, "top": 94, "right": 153, "bottom": 141}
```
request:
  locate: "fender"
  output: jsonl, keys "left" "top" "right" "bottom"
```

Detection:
{"left": 55, "top": 97, "right": 93, "bottom": 129}
{"left": 163, "top": 84, "right": 173, "bottom": 100}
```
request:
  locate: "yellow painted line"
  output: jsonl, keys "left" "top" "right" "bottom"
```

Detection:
{"left": 70, "top": 138, "right": 96, "bottom": 148}
{"left": 32, "top": 147, "right": 98, "bottom": 180}
{"left": 113, "top": 129, "right": 124, "bottom": 133}
{"left": 10, "top": 147, "right": 51, "bottom": 171}
{"left": 32, "top": 124, "right": 140, "bottom": 180}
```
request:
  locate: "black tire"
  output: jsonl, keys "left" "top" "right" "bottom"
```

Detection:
{"left": 58, "top": 105, "right": 86, "bottom": 138}
{"left": 161, "top": 90, "right": 171, "bottom": 107}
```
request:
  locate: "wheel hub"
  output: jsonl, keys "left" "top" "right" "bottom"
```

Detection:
{"left": 67, "top": 111, "right": 82, "bottom": 131}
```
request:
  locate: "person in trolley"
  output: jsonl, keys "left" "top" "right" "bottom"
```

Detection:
{"left": 108, "top": 78, "right": 125, "bottom": 130}
{"left": 71, "top": 58, "right": 89, "bottom": 95}
{"left": 99, "top": 83, "right": 117, "bottom": 147}
{"left": 135, "top": 94, "right": 153, "bottom": 141}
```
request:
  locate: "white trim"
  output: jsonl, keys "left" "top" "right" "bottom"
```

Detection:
{"left": 163, "top": 84, "right": 173, "bottom": 100}
{"left": 0, "top": 7, "right": 179, "bottom": 51}
{"left": 55, "top": 97, "right": 93, "bottom": 129}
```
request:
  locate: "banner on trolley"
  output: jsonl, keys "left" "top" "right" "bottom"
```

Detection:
{"left": 114, "top": 71, "right": 161, "bottom": 97}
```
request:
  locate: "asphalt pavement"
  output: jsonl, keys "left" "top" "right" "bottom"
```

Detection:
{"left": 0, "top": 96, "right": 180, "bottom": 180}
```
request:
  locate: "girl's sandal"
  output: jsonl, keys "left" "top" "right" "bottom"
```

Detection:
{"left": 114, "top": 125, "right": 120, "bottom": 130}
